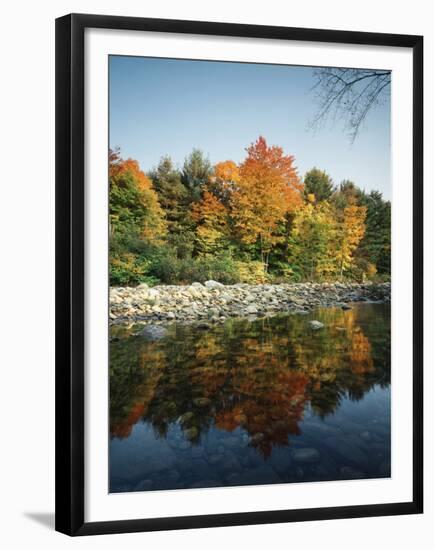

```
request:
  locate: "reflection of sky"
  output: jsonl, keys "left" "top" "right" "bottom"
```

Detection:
{"left": 110, "top": 56, "right": 391, "bottom": 200}
{"left": 110, "top": 384, "right": 391, "bottom": 491}
{"left": 110, "top": 302, "right": 391, "bottom": 495}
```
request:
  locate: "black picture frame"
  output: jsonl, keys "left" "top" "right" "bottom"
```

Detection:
{"left": 55, "top": 13, "right": 423, "bottom": 536}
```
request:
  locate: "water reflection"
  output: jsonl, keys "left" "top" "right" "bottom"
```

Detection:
{"left": 110, "top": 303, "right": 390, "bottom": 492}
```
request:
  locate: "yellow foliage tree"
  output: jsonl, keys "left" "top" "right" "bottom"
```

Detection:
{"left": 289, "top": 201, "right": 338, "bottom": 280}
{"left": 214, "top": 160, "right": 240, "bottom": 183}
{"left": 191, "top": 191, "right": 229, "bottom": 254}
{"left": 335, "top": 205, "right": 367, "bottom": 277}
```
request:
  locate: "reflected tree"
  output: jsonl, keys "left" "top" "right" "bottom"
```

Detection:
{"left": 110, "top": 305, "right": 390, "bottom": 457}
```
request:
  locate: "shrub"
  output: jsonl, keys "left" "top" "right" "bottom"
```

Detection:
{"left": 233, "top": 260, "right": 269, "bottom": 284}
{"left": 348, "top": 257, "right": 378, "bottom": 282}
{"left": 147, "top": 249, "right": 240, "bottom": 285}
{"left": 271, "top": 261, "right": 303, "bottom": 282}
{"left": 109, "top": 251, "right": 158, "bottom": 286}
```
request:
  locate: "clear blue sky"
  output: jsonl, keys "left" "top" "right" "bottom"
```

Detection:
{"left": 109, "top": 56, "right": 391, "bottom": 200}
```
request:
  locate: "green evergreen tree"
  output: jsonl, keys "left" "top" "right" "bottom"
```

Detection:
{"left": 358, "top": 191, "right": 391, "bottom": 275}
{"left": 303, "top": 167, "right": 334, "bottom": 201}
{"left": 332, "top": 179, "right": 364, "bottom": 209}
{"left": 181, "top": 149, "right": 212, "bottom": 201}
{"left": 148, "top": 156, "right": 187, "bottom": 234}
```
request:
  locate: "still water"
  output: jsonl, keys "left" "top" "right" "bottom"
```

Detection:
{"left": 110, "top": 302, "right": 390, "bottom": 492}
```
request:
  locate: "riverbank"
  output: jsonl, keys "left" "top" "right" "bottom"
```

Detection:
{"left": 109, "top": 281, "right": 390, "bottom": 324}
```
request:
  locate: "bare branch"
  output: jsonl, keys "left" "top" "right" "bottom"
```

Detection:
{"left": 309, "top": 68, "right": 391, "bottom": 142}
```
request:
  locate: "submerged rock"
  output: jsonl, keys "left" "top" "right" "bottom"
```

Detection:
{"left": 138, "top": 325, "right": 167, "bottom": 340}
{"left": 292, "top": 447, "right": 320, "bottom": 463}
{"left": 359, "top": 430, "right": 372, "bottom": 441}
{"left": 177, "top": 440, "right": 191, "bottom": 451}
{"left": 208, "top": 452, "right": 224, "bottom": 465}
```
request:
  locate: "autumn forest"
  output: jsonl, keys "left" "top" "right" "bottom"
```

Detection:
{"left": 109, "top": 60, "right": 392, "bottom": 494}
{"left": 109, "top": 136, "right": 391, "bottom": 287}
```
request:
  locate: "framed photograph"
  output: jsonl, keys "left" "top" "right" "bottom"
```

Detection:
{"left": 55, "top": 13, "right": 423, "bottom": 536}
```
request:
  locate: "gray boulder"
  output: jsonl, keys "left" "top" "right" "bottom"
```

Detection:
{"left": 204, "top": 280, "right": 224, "bottom": 289}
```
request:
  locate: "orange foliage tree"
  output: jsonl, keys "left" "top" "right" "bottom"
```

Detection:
{"left": 207, "top": 160, "right": 241, "bottom": 205}
{"left": 109, "top": 149, "right": 166, "bottom": 242}
{"left": 230, "top": 137, "right": 303, "bottom": 270}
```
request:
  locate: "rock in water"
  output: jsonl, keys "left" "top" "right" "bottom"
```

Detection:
{"left": 309, "top": 320, "right": 324, "bottom": 330}
{"left": 292, "top": 448, "right": 320, "bottom": 463}
{"left": 138, "top": 325, "right": 167, "bottom": 340}
{"left": 204, "top": 280, "right": 224, "bottom": 289}
{"left": 110, "top": 282, "right": 391, "bottom": 322}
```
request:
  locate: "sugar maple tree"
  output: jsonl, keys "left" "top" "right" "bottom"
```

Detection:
{"left": 207, "top": 160, "right": 241, "bottom": 205}
{"left": 230, "top": 137, "right": 303, "bottom": 271}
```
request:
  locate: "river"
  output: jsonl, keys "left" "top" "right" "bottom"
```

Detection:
{"left": 110, "top": 302, "right": 390, "bottom": 492}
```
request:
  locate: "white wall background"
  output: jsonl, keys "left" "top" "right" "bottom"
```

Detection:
{"left": 0, "top": 0, "right": 431, "bottom": 548}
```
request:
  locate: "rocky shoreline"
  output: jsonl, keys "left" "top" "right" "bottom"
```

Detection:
{"left": 110, "top": 281, "right": 390, "bottom": 325}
